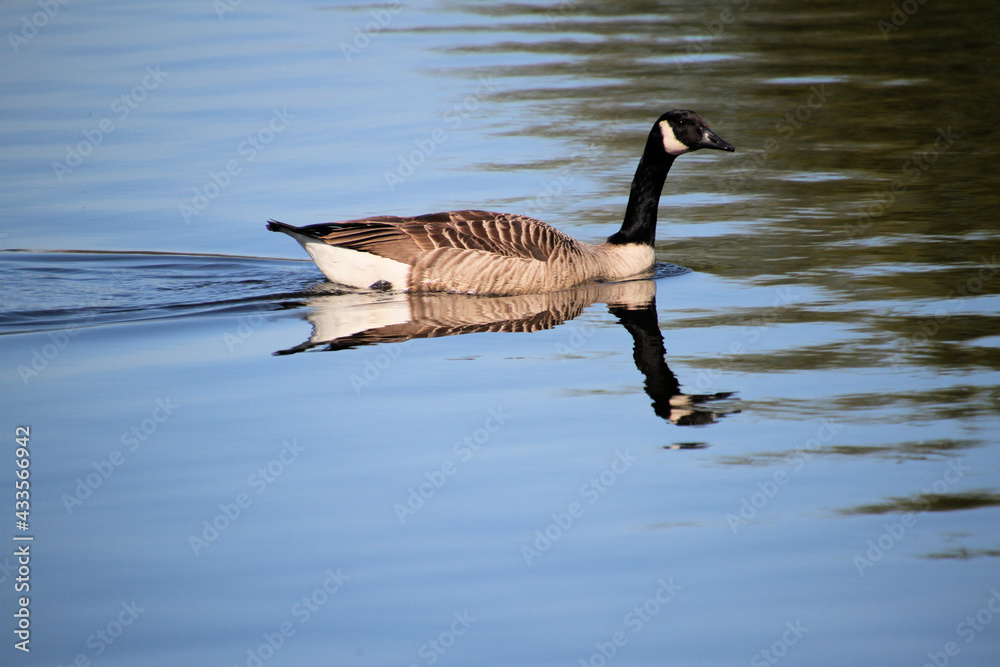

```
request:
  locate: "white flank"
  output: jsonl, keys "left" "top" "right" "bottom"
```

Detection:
{"left": 658, "top": 121, "right": 692, "bottom": 156}
{"left": 278, "top": 228, "right": 411, "bottom": 289}
{"left": 302, "top": 241, "right": 411, "bottom": 289}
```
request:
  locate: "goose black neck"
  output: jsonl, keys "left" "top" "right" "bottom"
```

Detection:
{"left": 607, "top": 135, "right": 677, "bottom": 247}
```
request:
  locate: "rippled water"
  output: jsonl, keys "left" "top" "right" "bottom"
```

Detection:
{"left": 2, "top": 1, "right": 999, "bottom": 666}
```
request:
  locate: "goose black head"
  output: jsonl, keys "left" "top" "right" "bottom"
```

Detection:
{"left": 656, "top": 109, "right": 734, "bottom": 156}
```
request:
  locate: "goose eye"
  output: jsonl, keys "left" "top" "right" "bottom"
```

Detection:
{"left": 676, "top": 120, "right": 686, "bottom": 127}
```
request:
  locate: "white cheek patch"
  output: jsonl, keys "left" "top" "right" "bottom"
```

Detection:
{"left": 659, "top": 121, "right": 692, "bottom": 156}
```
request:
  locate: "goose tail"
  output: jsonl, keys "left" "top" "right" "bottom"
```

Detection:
{"left": 266, "top": 219, "right": 295, "bottom": 234}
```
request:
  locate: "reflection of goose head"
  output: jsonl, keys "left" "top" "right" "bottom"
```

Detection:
{"left": 276, "top": 278, "right": 737, "bottom": 426}
{"left": 605, "top": 300, "right": 737, "bottom": 426}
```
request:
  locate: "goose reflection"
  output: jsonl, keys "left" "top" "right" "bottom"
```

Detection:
{"left": 275, "top": 277, "right": 737, "bottom": 426}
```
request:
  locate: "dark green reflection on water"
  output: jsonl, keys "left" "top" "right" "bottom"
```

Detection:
{"left": 840, "top": 490, "right": 1000, "bottom": 515}
{"left": 923, "top": 547, "right": 1000, "bottom": 560}
{"left": 717, "top": 437, "right": 984, "bottom": 465}
{"left": 414, "top": 0, "right": 999, "bottom": 387}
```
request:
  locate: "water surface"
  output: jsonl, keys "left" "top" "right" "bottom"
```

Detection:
{"left": 1, "top": 1, "right": 999, "bottom": 665}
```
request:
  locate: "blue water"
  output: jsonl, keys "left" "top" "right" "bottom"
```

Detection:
{"left": 2, "top": 1, "right": 999, "bottom": 666}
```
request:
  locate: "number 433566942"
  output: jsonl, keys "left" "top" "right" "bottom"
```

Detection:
{"left": 15, "top": 426, "right": 30, "bottom": 529}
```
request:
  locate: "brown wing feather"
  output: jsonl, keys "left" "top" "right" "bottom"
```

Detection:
{"left": 299, "top": 210, "right": 580, "bottom": 265}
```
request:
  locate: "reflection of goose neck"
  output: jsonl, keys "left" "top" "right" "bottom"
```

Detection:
{"left": 609, "top": 302, "right": 738, "bottom": 426}
{"left": 607, "top": 303, "right": 681, "bottom": 419}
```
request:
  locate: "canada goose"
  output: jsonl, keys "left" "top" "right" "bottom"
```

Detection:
{"left": 267, "top": 110, "right": 733, "bottom": 295}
